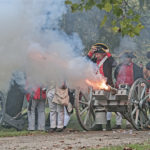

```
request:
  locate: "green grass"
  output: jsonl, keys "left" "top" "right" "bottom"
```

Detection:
{"left": 0, "top": 112, "right": 129, "bottom": 137}
{"left": 0, "top": 111, "right": 82, "bottom": 137}
{"left": 89, "top": 142, "right": 150, "bottom": 150}
{"left": 0, "top": 126, "right": 46, "bottom": 137}
{"left": 67, "top": 112, "right": 128, "bottom": 130}
{"left": 0, "top": 107, "right": 49, "bottom": 137}
{"left": 67, "top": 111, "right": 83, "bottom": 131}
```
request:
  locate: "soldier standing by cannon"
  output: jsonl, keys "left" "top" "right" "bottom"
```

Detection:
{"left": 47, "top": 81, "right": 69, "bottom": 132}
{"left": 87, "top": 43, "right": 116, "bottom": 130}
{"left": 26, "top": 86, "right": 46, "bottom": 131}
{"left": 114, "top": 51, "right": 143, "bottom": 129}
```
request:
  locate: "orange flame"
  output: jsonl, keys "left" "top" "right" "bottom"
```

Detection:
{"left": 85, "top": 79, "right": 110, "bottom": 90}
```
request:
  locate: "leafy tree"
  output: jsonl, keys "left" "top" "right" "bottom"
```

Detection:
{"left": 61, "top": 7, "right": 121, "bottom": 53}
{"left": 65, "top": 0, "right": 145, "bottom": 37}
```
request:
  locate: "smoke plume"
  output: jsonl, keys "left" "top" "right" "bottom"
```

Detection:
{"left": 0, "top": 0, "right": 97, "bottom": 90}
{"left": 116, "top": 36, "right": 137, "bottom": 53}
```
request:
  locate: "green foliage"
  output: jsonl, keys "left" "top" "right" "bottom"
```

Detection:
{"left": 113, "top": 5, "right": 123, "bottom": 17}
{"left": 112, "top": 26, "right": 120, "bottom": 32}
{"left": 85, "top": 0, "right": 96, "bottom": 11}
{"left": 65, "top": 0, "right": 72, "bottom": 5}
{"left": 65, "top": 0, "right": 145, "bottom": 37}
{"left": 71, "top": 4, "right": 81, "bottom": 12}
{"left": 103, "top": 2, "right": 112, "bottom": 12}
{"left": 100, "top": 15, "right": 107, "bottom": 27}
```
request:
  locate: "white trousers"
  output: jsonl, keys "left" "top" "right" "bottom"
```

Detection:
{"left": 107, "top": 112, "right": 112, "bottom": 121}
{"left": 47, "top": 89, "right": 64, "bottom": 129}
{"left": 64, "top": 107, "right": 70, "bottom": 127}
{"left": 28, "top": 99, "right": 45, "bottom": 131}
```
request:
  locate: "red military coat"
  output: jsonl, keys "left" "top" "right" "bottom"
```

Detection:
{"left": 26, "top": 87, "right": 46, "bottom": 102}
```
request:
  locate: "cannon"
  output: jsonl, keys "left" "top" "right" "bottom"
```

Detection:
{"left": 75, "top": 78, "right": 150, "bottom": 130}
{"left": 0, "top": 71, "right": 27, "bottom": 130}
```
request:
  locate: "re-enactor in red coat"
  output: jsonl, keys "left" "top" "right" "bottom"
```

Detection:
{"left": 114, "top": 52, "right": 143, "bottom": 88}
{"left": 87, "top": 43, "right": 116, "bottom": 86}
{"left": 26, "top": 86, "right": 46, "bottom": 131}
{"left": 114, "top": 51, "right": 143, "bottom": 129}
{"left": 87, "top": 43, "right": 116, "bottom": 131}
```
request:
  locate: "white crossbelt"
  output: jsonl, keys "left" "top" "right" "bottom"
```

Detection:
{"left": 97, "top": 55, "right": 108, "bottom": 74}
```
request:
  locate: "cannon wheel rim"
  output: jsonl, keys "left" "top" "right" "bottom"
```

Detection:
{"left": 128, "top": 78, "right": 150, "bottom": 130}
{"left": 75, "top": 88, "right": 96, "bottom": 131}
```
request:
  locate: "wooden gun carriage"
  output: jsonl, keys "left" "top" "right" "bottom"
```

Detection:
{"left": 75, "top": 78, "right": 150, "bottom": 130}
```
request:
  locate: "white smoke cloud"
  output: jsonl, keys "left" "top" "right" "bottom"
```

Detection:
{"left": 0, "top": 0, "right": 96, "bottom": 90}
{"left": 117, "top": 36, "right": 137, "bottom": 53}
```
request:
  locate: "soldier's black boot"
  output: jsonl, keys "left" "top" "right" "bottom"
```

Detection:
{"left": 106, "top": 120, "right": 112, "bottom": 131}
{"left": 113, "top": 125, "right": 121, "bottom": 129}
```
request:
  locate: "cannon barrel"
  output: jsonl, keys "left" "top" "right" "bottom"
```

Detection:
{"left": 106, "top": 85, "right": 118, "bottom": 95}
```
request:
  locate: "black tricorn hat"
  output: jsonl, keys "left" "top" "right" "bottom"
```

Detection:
{"left": 93, "top": 43, "right": 109, "bottom": 54}
{"left": 120, "top": 51, "right": 136, "bottom": 59}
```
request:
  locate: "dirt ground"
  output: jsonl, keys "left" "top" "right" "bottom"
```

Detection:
{"left": 0, "top": 129, "right": 150, "bottom": 150}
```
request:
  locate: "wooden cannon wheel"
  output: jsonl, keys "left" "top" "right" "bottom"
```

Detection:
{"left": 128, "top": 78, "right": 150, "bottom": 130}
{"left": 74, "top": 87, "right": 99, "bottom": 131}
